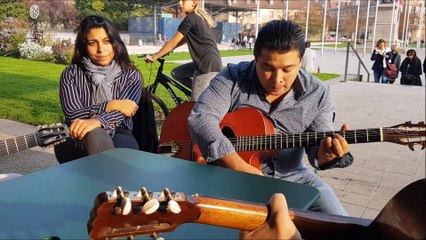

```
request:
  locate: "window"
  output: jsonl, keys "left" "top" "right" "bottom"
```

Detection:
{"left": 269, "top": 0, "right": 273, "bottom": 4}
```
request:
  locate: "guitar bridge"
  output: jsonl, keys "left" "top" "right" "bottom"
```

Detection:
{"left": 158, "top": 141, "right": 180, "bottom": 157}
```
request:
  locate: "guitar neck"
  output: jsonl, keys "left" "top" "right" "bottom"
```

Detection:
{"left": 193, "top": 195, "right": 372, "bottom": 239}
{"left": 233, "top": 128, "right": 383, "bottom": 151}
{"left": 0, "top": 134, "right": 38, "bottom": 157}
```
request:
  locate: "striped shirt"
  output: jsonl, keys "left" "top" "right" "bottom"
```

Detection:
{"left": 189, "top": 61, "right": 352, "bottom": 180}
{"left": 59, "top": 64, "right": 142, "bottom": 131}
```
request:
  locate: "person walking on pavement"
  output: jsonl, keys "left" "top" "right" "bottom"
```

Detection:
{"left": 423, "top": 56, "right": 426, "bottom": 83}
{"left": 371, "top": 39, "right": 389, "bottom": 83}
{"left": 399, "top": 49, "right": 422, "bottom": 86}
{"left": 144, "top": 0, "right": 221, "bottom": 101}
{"left": 301, "top": 41, "right": 317, "bottom": 73}
{"left": 383, "top": 44, "right": 401, "bottom": 84}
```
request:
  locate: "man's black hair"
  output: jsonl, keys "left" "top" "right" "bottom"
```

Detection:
{"left": 253, "top": 19, "right": 305, "bottom": 59}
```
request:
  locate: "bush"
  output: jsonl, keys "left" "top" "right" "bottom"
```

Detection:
{"left": 18, "top": 41, "right": 43, "bottom": 59}
{"left": 51, "top": 39, "right": 74, "bottom": 64}
{"left": 0, "top": 17, "right": 27, "bottom": 57}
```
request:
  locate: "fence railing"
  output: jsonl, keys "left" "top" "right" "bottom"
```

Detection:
{"left": 344, "top": 42, "right": 370, "bottom": 83}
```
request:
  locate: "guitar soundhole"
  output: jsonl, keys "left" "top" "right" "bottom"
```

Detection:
{"left": 222, "top": 127, "right": 235, "bottom": 138}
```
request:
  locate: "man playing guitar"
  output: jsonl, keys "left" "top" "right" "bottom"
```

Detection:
{"left": 188, "top": 19, "right": 353, "bottom": 216}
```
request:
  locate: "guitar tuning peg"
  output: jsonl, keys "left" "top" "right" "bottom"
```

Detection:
{"left": 135, "top": 187, "right": 150, "bottom": 200}
{"left": 111, "top": 186, "right": 123, "bottom": 199}
{"left": 161, "top": 188, "right": 181, "bottom": 214}
{"left": 142, "top": 199, "right": 160, "bottom": 215}
{"left": 167, "top": 199, "right": 181, "bottom": 214}
{"left": 120, "top": 193, "right": 132, "bottom": 215}
{"left": 151, "top": 232, "right": 165, "bottom": 240}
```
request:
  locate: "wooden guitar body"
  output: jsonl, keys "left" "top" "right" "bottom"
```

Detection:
{"left": 159, "top": 102, "right": 276, "bottom": 168}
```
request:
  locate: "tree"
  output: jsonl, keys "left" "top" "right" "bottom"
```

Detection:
{"left": 0, "top": 0, "right": 28, "bottom": 22}
{"left": 26, "top": 0, "right": 79, "bottom": 30}
{"left": 340, "top": 15, "right": 357, "bottom": 39}
{"left": 291, "top": 4, "right": 326, "bottom": 37}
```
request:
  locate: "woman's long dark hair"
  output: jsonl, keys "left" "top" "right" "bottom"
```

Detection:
{"left": 72, "top": 15, "right": 134, "bottom": 70}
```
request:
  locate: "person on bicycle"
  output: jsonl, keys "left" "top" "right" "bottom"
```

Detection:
{"left": 144, "top": 0, "right": 222, "bottom": 101}
{"left": 55, "top": 15, "right": 142, "bottom": 163}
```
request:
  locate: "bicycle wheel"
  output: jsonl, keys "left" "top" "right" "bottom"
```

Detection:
{"left": 150, "top": 92, "right": 169, "bottom": 134}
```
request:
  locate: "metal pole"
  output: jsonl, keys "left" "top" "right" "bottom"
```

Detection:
{"left": 395, "top": 2, "right": 402, "bottom": 44}
{"left": 405, "top": 2, "right": 411, "bottom": 47}
{"left": 285, "top": 0, "right": 289, "bottom": 20}
{"left": 363, "top": 0, "right": 371, "bottom": 56}
{"left": 255, "top": 0, "right": 260, "bottom": 38}
{"left": 354, "top": 0, "right": 360, "bottom": 50}
{"left": 305, "top": 0, "right": 310, "bottom": 41}
{"left": 401, "top": 0, "right": 408, "bottom": 47}
{"left": 390, "top": 0, "right": 396, "bottom": 44}
{"left": 201, "top": 0, "right": 204, "bottom": 9}
{"left": 335, "top": 1, "right": 340, "bottom": 54}
{"left": 418, "top": 0, "right": 424, "bottom": 49}
{"left": 321, "top": 0, "right": 327, "bottom": 56}
{"left": 344, "top": 42, "right": 349, "bottom": 82}
{"left": 154, "top": 5, "right": 157, "bottom": 46}
{"left": 372, "top": 0, "right": 379, "bottom": 52}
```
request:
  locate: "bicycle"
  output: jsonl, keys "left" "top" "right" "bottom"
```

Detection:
{"left": 137, "top": 54, "right": 192, "bottom": 133}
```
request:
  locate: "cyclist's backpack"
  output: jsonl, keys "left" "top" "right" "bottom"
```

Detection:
{"left": 132, "top": 88, "right": 159, "bottom": 153}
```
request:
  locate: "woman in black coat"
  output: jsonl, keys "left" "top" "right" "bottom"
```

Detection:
{"left": 399, "top": 49, "right": 422, "bottom": 86}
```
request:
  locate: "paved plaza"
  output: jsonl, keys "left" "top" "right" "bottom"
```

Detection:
{"left": 1, "top": 43, "right": 425, "bottom": 220}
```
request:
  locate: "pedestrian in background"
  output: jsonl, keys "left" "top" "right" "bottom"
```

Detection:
{"left": 399, "top": 49, "right": 422, "bottom": 86}
{"left": 370, "top": 39, "right": 389, "bottom": 83}
{"left": 301, "top": 41, "right": 316, "bottom": 73}
{"left": 383, "top": 44, "right": 401, "bottom": 84}
{"left": 423, "top": 56, "right": 426, "bottom": 83}
{"left": 144, "top": 0, "right": 221, "bottom": 101}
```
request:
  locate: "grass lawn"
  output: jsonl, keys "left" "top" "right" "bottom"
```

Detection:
{"left": 0, "top": 54, "right": 339, "bottom": 125}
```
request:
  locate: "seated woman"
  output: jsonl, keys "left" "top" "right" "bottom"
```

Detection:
{"left": 55, "top": 15, "right": 142, "bottom": 164}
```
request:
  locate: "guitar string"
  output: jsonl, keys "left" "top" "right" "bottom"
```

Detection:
{"left": 3, "top": 127, "right": 423, "bottom": 151}
{"left": 0, "top": 130, "right": 65, "bottom": 152}
{"left": 160, "top": 128, "right": 425, "bottom": 149}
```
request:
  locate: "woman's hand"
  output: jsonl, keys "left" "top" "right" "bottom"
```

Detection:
{"left": 144, "top": 55, "right": 155, "bottom": 63}
{"left": 239, "top": 194, "right": 302, "bottom": 240}
{"left": 317, "top": 124, "right": 350, "bottom": 166}
{"left": 69, "top": 118, "right": 102, "bottom": 140}
{"left": 107, "top": 99, "right": 138, "bottom": 117}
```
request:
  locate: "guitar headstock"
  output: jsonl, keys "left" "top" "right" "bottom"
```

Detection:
{"left": 88, "top": 187, "right": 200, "bottom": 240}
{"left": 385, "top": 121, "right": 426, "bottom": 150}
{"left": 36, "top": 123, "right": 69, "bottom": 147}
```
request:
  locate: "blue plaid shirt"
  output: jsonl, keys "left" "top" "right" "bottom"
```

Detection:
{"left": 189, "top": 61, "right": 352, "bottom": 179}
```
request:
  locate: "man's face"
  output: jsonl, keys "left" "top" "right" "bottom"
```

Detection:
{"left": 255, "top": 49, "right": 301, "bottom": 100}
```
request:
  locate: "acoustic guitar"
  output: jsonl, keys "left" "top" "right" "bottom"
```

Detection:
{"left": 87, "top": 178, "right": 425, "bottom": 240}
{"left": 0, "top": 124, "right": 69, "bottom": 157}
{"left": 159, "top": 102, "right": 426, "bottom": 168}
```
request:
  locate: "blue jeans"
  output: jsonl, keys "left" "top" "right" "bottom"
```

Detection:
{"left": 381, "top": 76, "right": 390, "bottom": 84}
{"left": 373, "top": 68, "right": 384, "bottom": 83}
{"left": 288, "top": 168, "right": 348, "bottom": 216}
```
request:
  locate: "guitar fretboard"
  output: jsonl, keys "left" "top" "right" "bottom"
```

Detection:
{"left": 232, "top": 128, "right": 383, "bottom": 152}
{"left": 0, "top": 134, "right": 38, "bottom": 157}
